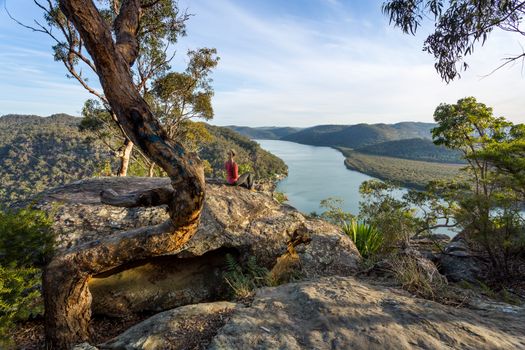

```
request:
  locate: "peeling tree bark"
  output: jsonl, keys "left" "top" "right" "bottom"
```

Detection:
{"left": 43, "top": 1, "right": 205, "bottom": 348}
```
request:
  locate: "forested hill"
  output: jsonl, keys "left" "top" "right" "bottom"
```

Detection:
{"left": 0, "top": 114, "right": 110, "bottom": 207}
{"left": 225, "top": 126, "right": 303, "bottom": 140}
{"left": 200, "top": 125, "right": 287, "bottom": 180}
{"left": 355, "top": 138, "right": 466, "bottom": 164}
{"left": 227, "top": 122, "right": 435, "bottom": 148}
{"left": 0, "top": 114, "right": 286, "bottom": 208}
{"left": 281, "top": 122, "right": 435, "bottom": 148}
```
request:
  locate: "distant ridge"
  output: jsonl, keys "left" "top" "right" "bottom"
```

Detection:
{"left": 225, "top": 126, "right": 303, "bottom": 140}
{"left": 228, "top": 122, "right": 435, "bottom": 149}
{"left": 282, "top": 122, "right": 435, "bottom": 148}
{"left": 0, "top": 113, "right": 81, "bottom": 126}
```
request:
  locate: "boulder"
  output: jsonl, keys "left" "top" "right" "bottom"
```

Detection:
{"left": 437, "top": 234, "right": 488, "bottom": 283}
{"left": 30, "top": 177, "right": 361, "bottom": 316}
{"left": 210, "top": 276, "right": 525, "bottom": 350}
{"left": 410, "top": 233, "right": 451, "bottom": 261}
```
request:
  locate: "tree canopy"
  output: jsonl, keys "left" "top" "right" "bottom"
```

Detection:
{"left": 17, "top": 0, "right": 217, "bottom": 176}
{"left": 383, "top": 0, "right": 525, "bottom": 81}
{"left": 431, "top": 97, "right": 524, "bottom": 275}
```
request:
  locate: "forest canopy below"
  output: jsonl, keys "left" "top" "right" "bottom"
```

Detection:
{"left": 0, "top": 114, "right": 287, "bottom": 208}
{"left": 354, "top": 138, "right": 465, "bottom": 164}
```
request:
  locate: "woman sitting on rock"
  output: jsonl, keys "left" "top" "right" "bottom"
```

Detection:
{"left": 225, "top": 149, "right": 254, "bottom": 190}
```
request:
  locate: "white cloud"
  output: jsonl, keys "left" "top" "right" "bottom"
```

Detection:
{"left": 177, "top": 0, "right": 525, "bottom": 126}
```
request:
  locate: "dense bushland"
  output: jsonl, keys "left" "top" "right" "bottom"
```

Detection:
{"left": 0, "top": 208, "right": 54, "bottom": 347}
{"left": 355, "top": 138, "right": 465, "bottom": 164}
{"left": 340, "top": 148, "right": 462, "bottom": 189}
{"left": 0, "top": 114, "right": 110, "bottom": 207}
{"left": 0, "top": 114, "right": 287, "bottom": 208}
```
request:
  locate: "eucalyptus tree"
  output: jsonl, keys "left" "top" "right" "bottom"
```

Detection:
{"left": 477, "top": 124, "right": 525, "bottom": 196}
{"left": 28, "top": 0, "right": 207, "bottom": 347}
{"left": 383, "top": 0, "right": 525, "bottom": 82}
{"left": 432, "top": 97, "right": 524, "bottom": 276}
{"left": 17, "top": 0, "right": 190, "bottom": 175}
{"left": 151, "top": 47, "right": 218, "bottom": 141}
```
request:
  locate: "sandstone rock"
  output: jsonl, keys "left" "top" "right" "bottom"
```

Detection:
{"left": 437, "top": 234, "right": 487, "bottom": 283}
{"left": 29, "top": 177, "right": 360, "bottom": 316}
{"left": 410, "top": 233, "right": 451, "bottom": 261}
{"left": 88, "top": 250, "right": 229, "bottom": 316}
{"left": 209, "top": 276, "right": 525, "bottom": 350}
{"left": 100, "top": 301, "right": 239, "bottom": 350}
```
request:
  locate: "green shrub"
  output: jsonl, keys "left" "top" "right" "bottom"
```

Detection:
{"left": 0, "top": 208, "right": 54, "bottom": 346}
{"left": 0, "top": 208, "right": 54, "bottom": 267}
{"left": 0, "top": 266, "right": 43, "bottom": 348}
{"left": 237, "top": 163, "right": 254, "bottom": 174}
{"left": 342, "top": 220, "right": 383, "bottom": 258}
{"left": 319, "top": 197, "right": 354, "bottom": 226}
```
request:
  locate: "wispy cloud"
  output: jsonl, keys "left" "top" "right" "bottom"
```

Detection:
{"left": 172, "top": 0, "right": 525, "bottom": 126}
{"left": 1, "top": 0, "right": 524, "bottom": 124}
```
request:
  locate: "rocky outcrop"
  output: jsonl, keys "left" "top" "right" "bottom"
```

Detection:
{"left": 437, "top": 234, "right": 488, "bottom": 283}
{"left": 86, "top": 276, "right": 525, "bottom": 350}
{"left": 410, "top": 233, "right": 451, "bottom": 261}
{"left": 210, "top": 276, "right": 525, "bottom": 350}
{"left": 30, "top": 177, "right": 361, "bottom": 316}
{"left": 31, "top": 178, "right": 525, "bottom": 350}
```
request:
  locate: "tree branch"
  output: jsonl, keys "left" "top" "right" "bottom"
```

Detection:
{"left": 140, "top": 0, "right": 161, "bottom": 9}
{"left": 113, "top": 0, "right": 141, "bottom": 65}
{"left": 100, "top": 187, "right": 174, "bottom": 207}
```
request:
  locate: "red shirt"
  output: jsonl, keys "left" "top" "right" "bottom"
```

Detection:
{"left": 225, "top": 160, "right": 238, "bottom": 184}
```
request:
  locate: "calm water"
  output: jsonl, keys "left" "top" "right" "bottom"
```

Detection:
{"left": 257, "top": 139, "right": 377, "bottom": 215}
{"left": 257, "top": 139, "right": 458, "bottom": 237}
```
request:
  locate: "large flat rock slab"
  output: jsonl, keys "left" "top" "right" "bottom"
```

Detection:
{"left": 210, "top": 276, "right": 525, "bottom": 350}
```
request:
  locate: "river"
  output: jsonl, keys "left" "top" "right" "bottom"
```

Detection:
{"left": 257, "top": 139, "right": 379, "bottom": 215}
{"left": 257, "top": 139, "right": 457, "bottom": 237}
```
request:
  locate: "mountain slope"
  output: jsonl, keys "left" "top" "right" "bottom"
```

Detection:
{"left": 225, "top": 126, "right": 303, "bottom": 140}
{"left": 201, "top": 125, "right": 287, "bottom": 179}
{"left": 0, "top": 114, "right": 110, "bottom": 206}
{"left": 282, "top": 122, "right": 435, "bottom": 148}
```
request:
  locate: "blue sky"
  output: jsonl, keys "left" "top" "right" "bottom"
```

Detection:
{"left": 1, "top": 0, "right": 524, "bottom": 126}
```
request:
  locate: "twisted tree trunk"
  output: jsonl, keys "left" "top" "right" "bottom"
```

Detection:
{"left": 44, "top": 1, "right": 205, "bottom": 348}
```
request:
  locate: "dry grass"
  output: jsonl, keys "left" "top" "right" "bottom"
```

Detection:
{"left": 390, "top": 255, "right": 448, "bottom": 300}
